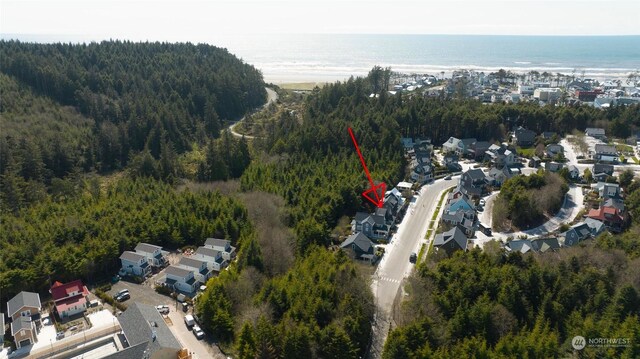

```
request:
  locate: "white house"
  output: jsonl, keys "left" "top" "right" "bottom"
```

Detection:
{"left": 119, "top": 251, "right": 151, "bottom": 277}
{"left": 164, "top": 265, "right": 198, "bottom": 294}
{"left": 194, "top": 246, "right": 228, "bottom": 272}
{"left": 203, "top": 238, "right": 237, "bottom": 261}
{"left": 134, "top": 243, "right": 167, "bottom": 268}
{"left": 177, "top": 257, "right": 212, "bottom": 284}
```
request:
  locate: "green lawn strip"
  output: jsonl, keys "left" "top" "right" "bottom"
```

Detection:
{"left": 632, "top": 157, "right": 639, "bottom": 164}
{"left": 418, "top": 186, "right": 455, "bottom": 264}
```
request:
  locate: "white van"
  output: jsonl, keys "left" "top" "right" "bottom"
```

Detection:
{"left": 184, "top": 314, "right": 195, "bottom": 328}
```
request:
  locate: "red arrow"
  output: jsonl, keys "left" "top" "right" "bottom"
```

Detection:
{"left": 348, "top": 127, "right": 386, "bottom": 208}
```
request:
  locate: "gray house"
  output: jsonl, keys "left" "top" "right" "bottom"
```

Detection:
{"left": 562, "top": 223, "right": 592, "bottom": 247}
{"left": 116, "top": 302, "right": 182, "bottom": 358}
{"left": 585, "top": 127, "right": 606, "bottom": 139}
{"left": 459, "top": 169, "right": 488, "bottom": 197}
{"left": 594, "top": 144, "right": 618, "bottom": 163}
{"left": 585, "top": 218, "right": 606, "bottom": 236}
{"left": 341, "top": 232, "right": 376, "bottom": 262}
{"left": 204, "top": 238, "right": 236, "bottom": 261}
{"left": 433, "top": 227, "right": 468, "bottom": 255}
{"left": 593, "top": 163, "right": 614, "bottom": 182}
{"left": 515, "top": 126, "right": 536, "bottom": 147}
{"left": 506, "top": 239, "right": 533, "bottom": 254}
{"left": 545, "top": 144, "right": 564, "bottom": 157}
{"left": 530, "top": 238, "right": 561, "bottom": 253}
{"left": 352, "top": 212, "right": 390, "bottom": 242}
{"left": 545, "top": 162, "right": 565, "bottom": 173}
{"left": 119, "top": 251, "right": 151, "bottom": 277}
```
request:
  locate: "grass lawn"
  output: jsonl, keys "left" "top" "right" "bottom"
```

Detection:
{"left": 615, "top": 144, "right": 634, "bottom": 153}
{"left": 516, "top": 146, "right": 536, "bottom": 158}
{"left": 633, "top": 157, "right": 640, "bottom": 164}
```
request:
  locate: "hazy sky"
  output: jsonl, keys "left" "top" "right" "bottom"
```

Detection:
{"left": 2, "top": 0, "right": 639, "bottom": 41}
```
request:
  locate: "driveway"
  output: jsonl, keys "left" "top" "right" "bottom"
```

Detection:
{"left": 108, "top": 280, "right": 174, "bottom": 308}
{"left": 369, "top": 177, "right": 458, "bottom": 358}
{"left": 166, "top": 310, "right": 226, "bottom": 359}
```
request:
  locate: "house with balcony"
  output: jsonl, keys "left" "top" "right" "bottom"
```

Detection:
{"left": 594, "top": 144, "right": 618, "bottom": 163}
{"left": 194, "top": 246, "right": 228, "bottom": 272}
{"left": 485, "top": 143, "right": 515, "bottom": 168}
{"left": 164, "top": 266, "right": 198, "bottom": 294}
{"left": 593, "top": 163, "right": 614, "bottom": 182}
{"left": 442, "top": 137, "right": 476, "bottom": 157}
{"left": 178, "top": 257, "right": 212, "bottom": 284}
{"left": 204, "top": 238, "right": 237, "bottom": 261}
{"left": 458, "top": 169, "right": 488, "bottom": 197}
{"left": 588, "top": 202, "right": 626, "bottom": 233}
{"left": 119, "top": 251, "right": 152, "bottom": 277}
{"left": 135, "top": 243, "right": 167, "bottom": 268}
{"left": 515, "top": 126, "right": 537, "bottom": 147}
{"left": 7, "top": 291, "right": 42, "bottom": 348}
{"left": 351, "top": 211, "right": 391, "bottom": 242}
{"left": 50, "top": 280, "right": 90, "bottom": 319}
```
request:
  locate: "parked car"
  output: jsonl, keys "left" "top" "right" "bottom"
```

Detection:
{"left": 116, "top": 292, "right": 130, "bottom": 302}
{"left": 479, "top": 199, "right": 486, "bottom": 206}
{"left": 184, "top": 314, "right": 195, "bottom": 328}
{"left": 409, "top": 252, "right": 417, "bottom": 263}
{"left": 114, "top": 289, "right": 129, "bottom": 299}
{"left": 156, "top": 305, "right": 170, "bottom": 315}
{"left": 56, "top": 331, "right": 65, "bottom": 340}
{"left": 192, "top": 325, "right": 205, "bottom": 339}
{"left": 444, "top": 175, "right": 452, "bottom": 180}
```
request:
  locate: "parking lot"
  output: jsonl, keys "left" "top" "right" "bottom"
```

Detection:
{"left": 166, "top": 310, "right": 226, "bottom": 359}
{"left": 108, "top": 280, "right": 174, "bottom": 308}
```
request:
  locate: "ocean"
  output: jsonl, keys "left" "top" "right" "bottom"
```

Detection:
{"left": 209, "top": 34, "right": 640, "bottom": 83}
{"left": 3, "top": 33, "right": 640, "bottom": 83}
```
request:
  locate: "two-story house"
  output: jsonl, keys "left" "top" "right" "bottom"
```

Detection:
{"left": 204, "top": 238, "right": 237, "bottom": 261}
{"left": 433, "top": 227, "right": 468, "bottom": 256}
{"left": 442, "top": 137, "right": 477, "bottom": 157}
{"left": 484, "top": 144, "right": 515, "bottom": 168}
{"left": 164, "top": 265, "right": 198, "bottom": 294}
{"left": 487, "top": 166, "right": 519, "bottom": 186}
{"left": 585, "top": 127, "right": 606, "bottom": 140}
{"left": 135, "top": 243, "right": 167, "bottom": 268}
{"left": 340, "top": 232, "right": 376, "bottom": 262}
{"left": 7, "top": 291, "right": 42, "bottom": 348}
{"left": 119, "top": 251, "right": 152, "bottom": 277}
{"left": 194, "top": 246, "right": 228, "bottom": 272}
{"left": 593, "top": 182, "right": 622, "bottom": 199}
{"left": 545, "top": 162, "right": 565, "bottom": 173}
{"left": 561, "top": 223, "right": 592, "bottom": 247}
{"left": 351, "top": 212, "right": 390, "bottom": 242}
{"left": 594, "top": 144, "right": 618, "bottom": 163}
{"left": 458, "top": 169, "right": 488, "bottom": 197}
{"left": 545, "top": 143, "right": 564, "bottom": 158}
{"left": 588, "top": 200, "right": 626, "bottom": 233}
{"left": 467, "top": 141, "right": 491, "bottom": 161}
{"left": 514, "top": 126, "right": 536, "bottom": 147}
{"left": 178, "top": 256, "right": 212, "bottom": 284}
{"left": 50, "top": 280, "right": 90, "bottom": 319}
{"left": 592, "top": 163, "right": 614, "bottom": 182}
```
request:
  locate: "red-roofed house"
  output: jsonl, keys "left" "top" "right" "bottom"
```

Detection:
{"left": 50, "top": 280, "right": 90, "bottom": 319}
{"left": 587, "top": 205, "right": 626, "bottom": 232}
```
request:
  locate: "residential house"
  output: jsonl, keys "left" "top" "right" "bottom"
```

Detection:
{"left": 594, "top": 144, "right": 618, "bottom": 163}
{"left": 468, "top": 141, "right": 491, "bottom": 161}
{"left": 441, "top": 209, "right": 477, "bottom": 237}
{"left": 194, "top": 246, "right": 227, "bottom": 272}
{"left": 485, "top": 143, "right": 515, "bottom": 168}
{"left": 515, "top": 126, "right": 537, "bottom": 147}
{"left": 178, "top": 257, "right": 212, "bottom": 285}
{"left": 340, "top": 232, "right": 376, "bottom": 262}
{"left": 433, "top": 227, "right": 468, "bottom": 255}
{"left": 396, "top": 182, "right": 413, "bottom": 197}
{"left": 488, "top": 166, "right": 519, "bottom": 186}
{"left": 593, "top": 182, "right": 622, "bottom": 199}
{"left": 561, "top": 223, "right": 592, "bottom": 247}
{"left": 588, "top": 203, "right": 626, "bottom": 232}
{"left": 442, "top": 137, "right": 476, "bottom": 157}
{"left": 444, "top": 194, "right": 475, "bottom": 213}
{"left": 593, "top": 163, "right": 614, "bottom": 182}
{"left": 6, "top": 291, "right": 42, "bottom": 348}
{"left": 528, "top": 156, "right": 541, "bottom": 168}
{"left": 135, "top": 243, "right": 167, "bottom": 268}
{"left": 50, "top": 280, "right": 90, "bottom": 319}
{"left": 119, "top": 251, "right": 151, "bottom": 278}
{"left": 533, "top": 88, "right": 562, "bottom": 102}
{"left": 585, "top": 127, "right": 606, "bottom": 140}
{"left": 585, "top": 218, "right": 606, "bottom": 237}
{"left": 204, "top": 238, "right": 237, "bottom": 261}
{"left": 116, "top": 302, "right": 182, "bottom": 359}
{"left": 530, "top": 238, "right": 561, "bottom": 253}
{"left": 446, "top": 187, "right": 465, "bottom": 204}
{"left": 506, "top": 240, "right": 533, "bottom": 254}
{"left": 164, "top": 266, "right": 198, "bottom": 294}
{"left": 568, "top": 165, "right": 580, "bottom": 180}
{"left": 352, "top": 212, "right": 390, "bottom": 241}
{"left": 545, "top": 144, "right": 564, "bottom": 158}
{"left": 545, "top": 162, "right": 565, "bottom": 173}
{"left": 11, "top": 317, "right": 37, "bottom": 349}
{"left": 410, "top": 158, "right": 433, "bottom": 184}
{"left": 384, "top": 190, "right": 404, "bottom": 219}
{"left": 458, "top": 169, "right": 488, "bottom": 197}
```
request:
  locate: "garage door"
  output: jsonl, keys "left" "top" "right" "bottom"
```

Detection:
{"left": 19, "top": 338, "right": 31, "bottom": 347}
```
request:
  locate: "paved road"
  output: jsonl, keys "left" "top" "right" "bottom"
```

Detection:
{"left": 369, "top": 177, "right": 458, "bottom": 358}
{"left": 166, "top": 310, "right": 226, "bottom": 359}
{"left": 230, "top": 87, "right": 278, "bottom": 139}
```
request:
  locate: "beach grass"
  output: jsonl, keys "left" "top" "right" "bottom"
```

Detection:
{"left": 278, "top": 82, "right": 326, "bottom": 91}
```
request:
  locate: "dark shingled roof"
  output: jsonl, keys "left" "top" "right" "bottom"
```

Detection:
{"left": 341, "top": 232, "right": 375, "bottom": 254}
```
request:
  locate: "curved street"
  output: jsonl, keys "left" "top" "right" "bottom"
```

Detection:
{"left": 229, "top": 87, "right": 278, "bottom": 139}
